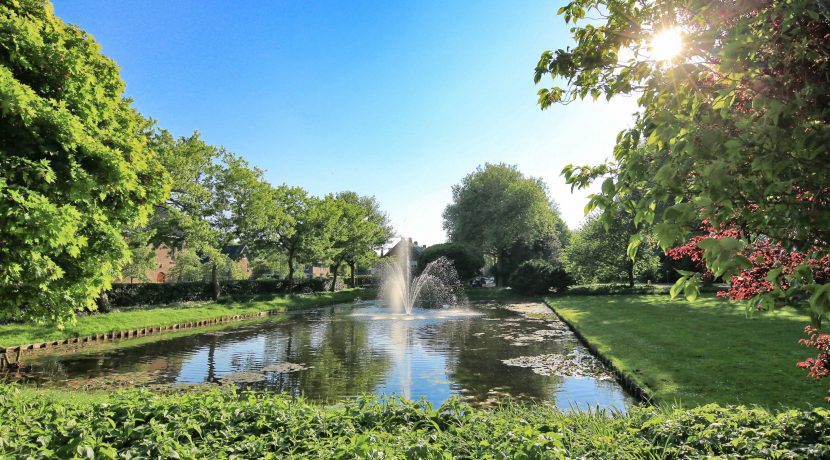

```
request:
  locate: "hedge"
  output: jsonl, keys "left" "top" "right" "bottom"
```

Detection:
{"left": 561, "top": 283, "right": 727, "bottom": 296}
{"left": 106, "top": 278, "right": 339, "bottom": 308}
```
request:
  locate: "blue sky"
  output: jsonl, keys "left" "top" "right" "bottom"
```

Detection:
{"left": 53, "top": 0, "right": 637, "bottom": 245}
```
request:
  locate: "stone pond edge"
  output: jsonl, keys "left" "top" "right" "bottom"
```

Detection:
{"left": 543, "top": 299, "right": 654, "bottom": 405}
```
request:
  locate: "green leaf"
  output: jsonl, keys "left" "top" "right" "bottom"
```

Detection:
{"left": 627, "top": 234, "right": 642, "bottom": 262}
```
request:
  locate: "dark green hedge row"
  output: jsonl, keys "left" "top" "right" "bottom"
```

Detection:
{"left": 106, "top": 278, "right": 337, "bottom": 307}
{"left": 1, "top": 386, "right": 828, "bottom": 458}
{"left": 345, "top": 275, "right": 377, "bottom": 288}
{"left": 560, "top": 283, "right": 727, "bottom": 297}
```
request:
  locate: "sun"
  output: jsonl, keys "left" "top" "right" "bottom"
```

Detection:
{"left": 649, "top": 27, "right": 684, "bottom": 62}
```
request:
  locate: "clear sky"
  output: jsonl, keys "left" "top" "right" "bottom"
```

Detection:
{"left": 53, "top": 0, "right": 638, "bottom": 245}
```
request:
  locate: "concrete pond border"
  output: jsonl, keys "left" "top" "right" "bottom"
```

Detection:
{"left": 543, "top": 299, "right": 655, "bottom": 405}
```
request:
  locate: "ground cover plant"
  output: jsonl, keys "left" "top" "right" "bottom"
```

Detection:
{"left": 546, "top": 294, "right": 827, "bottom": 408}
{"left": 0, "top": 385, "right": 828, "bottom": 458}
{"left": 0, "top": 289, "right": 369, "bottom": 348}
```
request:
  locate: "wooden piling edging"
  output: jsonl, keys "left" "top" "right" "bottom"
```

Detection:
{"left": 543, "top": 300, "right": 654, "bottom": 405}
{"left": 0, "top": 306, "right": 314, "bottom": 358}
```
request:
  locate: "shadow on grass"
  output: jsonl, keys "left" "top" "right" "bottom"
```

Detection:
{"left": 546, "top": 294, "right": 823, "bottom": 410}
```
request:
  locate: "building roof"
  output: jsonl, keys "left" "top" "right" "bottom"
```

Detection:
{"left": 222, "top": 244, "right": 248, "bottom": 261}
{"left": 383, "top": 238, "right": 425, "bottom": 260}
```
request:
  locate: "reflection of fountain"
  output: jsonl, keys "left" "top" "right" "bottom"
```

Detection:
{"left": 379, "top": 238, "right": 466, "bottom": 314}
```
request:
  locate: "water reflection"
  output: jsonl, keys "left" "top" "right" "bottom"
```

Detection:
{"left": 5, "top": 301, "right": 634, "bottom": 409}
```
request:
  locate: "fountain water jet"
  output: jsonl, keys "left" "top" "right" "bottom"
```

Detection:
{"left": 379, "top": 239, "right": 466, "bottom": 314}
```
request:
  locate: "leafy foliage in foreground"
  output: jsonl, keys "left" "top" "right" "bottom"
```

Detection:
{"left": 0, "top": 386, "right": 828, "bottom": 459}
{"left": 536, "top": 0, "right": 830, "bottom": 320}
{"left": 0, "top": 0, "right": 168, "bottom": 324}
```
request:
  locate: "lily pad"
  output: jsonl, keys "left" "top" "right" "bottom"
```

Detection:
{"left": 218, "top": 371, "right": 266, "bottom": 383}
{"left": 261, "top": 363, "right": 306, "bottom": 373}
{"left": 502, "top": 350, "right": 614, "bottom": 380}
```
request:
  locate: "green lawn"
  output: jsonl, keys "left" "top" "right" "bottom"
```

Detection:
{"left": 0, "top": 289, "right": 371, "bottom": 348}
{"left": 545, "top": 294, "right": 826, "bottom": 409}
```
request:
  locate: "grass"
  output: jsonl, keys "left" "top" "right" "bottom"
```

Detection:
{"left": 545, "top": 294, "right": 826, "bottom": 409}
{"left": 0, "top": 289, "right": 371, "bottom": 348}
{"left": 1, "top": 385, "right": 828, "bottom": 458}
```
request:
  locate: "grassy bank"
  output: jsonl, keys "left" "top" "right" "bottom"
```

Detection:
{"left": 1, "top": 385, "right": 827, "bottom": 458}
{"left": 0, "top": 289, "right": 371, "bottom": 348}
{"left": 546, "top": 294, "right": 826, "bottom": 408}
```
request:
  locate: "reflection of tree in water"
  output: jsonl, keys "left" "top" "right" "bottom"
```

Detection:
{"left": 288, "top": 317, "right": 391, "bottom": 402}
{"left": 422, "top": 309, "right": 568, "bottom": 404}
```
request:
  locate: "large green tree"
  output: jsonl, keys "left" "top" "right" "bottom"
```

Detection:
{"left": 148, "top": 129, "right": 269, "bottom": 299}
{"left": 443, "top": 163, "right": 566, "bottom": 285}
{"left": 0, "top": 1, "right": 168, "bottom": 323}
{"left": 563, "top": 213, "right": 661, "bottom": 286}
{"left": 326, "top": 191, "right": 393, "bottom": 291}
{"left": 247, "top": 185, "right": 339, "bottom": 292}
{"left": 535, "top": 0, "right": 830, "bottom": 317}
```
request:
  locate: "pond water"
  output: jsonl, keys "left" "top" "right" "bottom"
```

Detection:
{"left": 5, "top": 301, "right": 635, "bottom": 409}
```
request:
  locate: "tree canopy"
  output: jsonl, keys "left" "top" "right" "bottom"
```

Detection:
{"left": 443, "top": 163, "right": 566, "bottom": 285}
{"left": 0, "top": 1, "right": 168, "bottom": 323}
{"left": 563, "top": 213, "right": 661, "bottom": 286}
{"left": 326, "top": 191, "right": 393, "bottom": 290}
{"left": 536, "top": 0, "right": 830, "bottom": 318}
{"left": 147, "top": 129, "right": 269, "bottom": 298}
{"left": 417, "top": 243, "right": 485, "bottom": 281}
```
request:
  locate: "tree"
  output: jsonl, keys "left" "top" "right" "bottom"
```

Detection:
{"left": 148, "top": 130, "right": 269, "bottom": 299}
{"left": 248, "top": 186, "right": 338, "bottom": 292}
{"left": 249, "top": 253, "right": 289, "bottom": 280}
{"left": 120, "top": 227, "right": 157, "bottom": 284}
{"left": 443, "top": 164, "right": 566, "bottom": 286}
{"left": 535, "top": 0, "right": 830, "bottom": 319}
{"left": 326, "top": 192, "right": 393, "bottom": 291}
{"left": 169, "top": 248, "right": 205, "bottom": 283}
{"left": 563, "top": 213, "right": 661, "bottom": 286}
{"left": 417, "top": 243, "right": 484, "bottom": 281}
{"left": 0, "top": 1, "right": 168, "bottom": 324}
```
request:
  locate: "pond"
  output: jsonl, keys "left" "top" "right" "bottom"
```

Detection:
{"left": 4, "top": 300, "right": 635, "bottom": 409}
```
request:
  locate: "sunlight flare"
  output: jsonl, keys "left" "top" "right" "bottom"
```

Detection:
{"left": 649, "top": 27, "right": 683, "bottom": 62}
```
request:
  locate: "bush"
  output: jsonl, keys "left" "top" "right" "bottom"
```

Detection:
{"left": 345, "top": 275, "right": 377, "bottom": 288}
{"left": 417, "top": 243, "right": 484, "bottom": 280}
{"left": 0, "top": 386, "right": 827, "bottom": 458}
{"left": 508, "top": 259, "right": 572, "bottom": 295}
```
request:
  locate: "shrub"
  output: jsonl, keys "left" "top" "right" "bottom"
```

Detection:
{"left": 417, "top": 243, "right": 485, "bottom": 280}
{"left": 508, "top": 259, "right": 572, "bottom": 295}
{"left": 0, "top": 386, "right": 827, "bottom": 458}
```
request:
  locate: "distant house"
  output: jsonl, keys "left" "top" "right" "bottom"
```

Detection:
{"left": 382, "top": 237, "right": 427, "bottom": 270}
{"left": 307, "top": 265, "right": 331, "bottom": 278}
{"left": 116, "top": 243, "right": 251, "bottom": 283}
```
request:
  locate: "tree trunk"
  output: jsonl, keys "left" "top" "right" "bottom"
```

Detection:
{"left": 349, "top": 261, "right": 356, "bottom": 287}
{"left": 330, "top": 262, "right": 339, "bottom": 292}
{"left": 496, "top": 249, "right": 506, "bottom": 287}
{"left": 627, "top": 260, "right": 635, "bottom": 288}
{"left": 96, "top": 292, "right": 111, "bottom": 313}
{"left": 211, "top": 262, "right": 220, "bottom": 300}
{"left": 286, "top": 252, "right": 295, "bottom": 293}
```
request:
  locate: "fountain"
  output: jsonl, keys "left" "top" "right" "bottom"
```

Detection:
{"left": 379, "top": 238, "right": 466, "bottom": 314}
